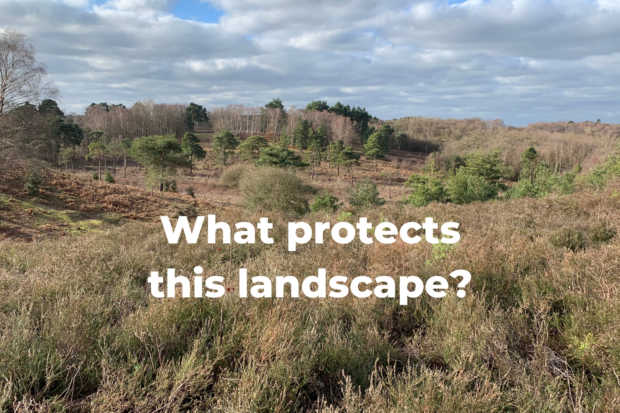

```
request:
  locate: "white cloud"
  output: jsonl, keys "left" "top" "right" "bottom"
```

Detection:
{"left": 0, "top": 0, "right": 619, "bottom": 124}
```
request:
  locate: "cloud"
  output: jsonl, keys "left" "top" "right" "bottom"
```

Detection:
{"left": 0, "top": 0, "right": 619, "bottom": 124}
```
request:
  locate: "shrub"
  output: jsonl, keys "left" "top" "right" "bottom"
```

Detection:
{"left": 92, "top": 172, "right": 99, "bottom": 181}
{"left": 446, "top": 169, "right": 498, "bottom": 204}
{"left": 239, "top": 167, "right": 310, "bottom": 216}
{"left": 311, "top": 190, "right": 339, "bottom": 213}
{"left": 24, "top": 174, "right": 42, "bottom": 196}
{"left": 256, "top": 146, "right": 308, "bottom": 168}
{"left": 506, "top": 163, "right": 559, "bottom": 199}
{"left": 350, "top": 179, "right": 385, "bottom": 208}
{"left": 550, "top": 228, "right": 587, "bottom": 252}
{"left": 589, "top": 222, "right": 617, "bottom": 244}
{"left": 403, "top": 174, "right": 447, "bottom": 207}
{"left": 221, "top": 165, "right": 248, "bottom": 189}
{"left": 104, "top": 171, "right": 115, "bottom": 183}
{"left": 163, "top": 179, "right": 177, "bottom": 192}
{"left": 186, "top": 186, "right": 196, "bottom": 198}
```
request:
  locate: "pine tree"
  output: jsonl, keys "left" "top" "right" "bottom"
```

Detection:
{"left": 364, "top": 131, "right": 387, "bottom": 172}
{"left": 293, "top": 118, "right": 310, "bottom": 149}
{"left": 212, "top": 130, "right": 239, "bottom": 170}
{"left": 181, "top": 132, "right": 207, "bottom": 175}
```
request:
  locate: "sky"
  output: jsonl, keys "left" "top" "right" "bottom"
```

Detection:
{"left": 1, "top": 0, "right": 619, "bottom": 126}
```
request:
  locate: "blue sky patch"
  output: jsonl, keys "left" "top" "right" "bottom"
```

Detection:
{"left": 171, "top": 0, "right": 223, "bottom": 23}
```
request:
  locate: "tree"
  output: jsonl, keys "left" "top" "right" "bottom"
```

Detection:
{"left": 129, "top": 135, "right": 189, "bottom": 192}
{"left": 306, "top": 100, "right": 330, "bottom": 111}
{"left": 394, "top": 133, "right": 407, "bottom": 151}
{"left": 293, "top": 118, "right": 310, "bottom": 149}
{"left": 265, "top": 98, "right": 285, "bottom": 111}
{"left": 350, "top": 179, "right": 385, "bottom": 208}
{"left": 212, "top": 130, "right": 239, "bottom": 170}
{"left": 364, "top": 131, "right": 389, "bottom": 172}
{"left": 0, "top": 28, "right": 58, "bottom": 119}
{"left": 520, "top": 147, "right": 539, "bottom": 182}
{"left": 404, "top": 173, "right": 447, "bottom": 207}
{"left": 186, "top": 103, "right": 209, "bottom": 131}
{"left": 338, "top": 146, "right": 360, "bottom": 186}
{"left": 327, "top": 140, "right": 345, "bottom": 173}
{"left": 87, "top": 142, "right": 107, "bottom": 181}
{"left": 238, "top": 135, "right": 268, "bottom": 162}
{"left": 305, "top": 139, "right": 323, "bottom": 180}
{"left": 119, "top": 138, "right": 131, "bottom": 178}
{"left": 256, "top": 146, "right": 308, "bottom": 168}
{"left": 181, "top": 132, "right": 206, "bottom": 174}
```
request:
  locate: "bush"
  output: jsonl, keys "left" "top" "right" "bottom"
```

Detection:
{"left": 92, "top": 172, "right": 99, "bottom": 181}
{"left": 220, "top": 165, "right": 248, "bottom": 189}
{"left": 403, "top": 174, "right": 447, "bottom": 207}
{"left": 239, "top": 167, "right": 310, "bottom": 216}
{"left": 446, "top": 169, "right": 498, "bottom": 204}
{"left": 550, "top": 228, "right": 587, "bottom": 252}
{"left": 186, "top": 186, "right": 196, "bottom": 198}
{"left": 311, "top": 190, "right": 340, "bottom": 213}
{"left": 350, "top": 179, "right": 385, "bottom": 208}
{"left": 163, "top": 179, "right": 177, "bottom": 192}
{"left": 24, "top": 174, "right": 42, "bottom": 196}
{"left": 104, "top": 171, "right": 115, "bottom": 183}
{"left": 589, "top": 222, "right": 617, "bottom": 244}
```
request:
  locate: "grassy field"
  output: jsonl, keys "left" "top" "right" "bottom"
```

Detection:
{"left": 1, "top": 164, "right": 620, "bottom": 411}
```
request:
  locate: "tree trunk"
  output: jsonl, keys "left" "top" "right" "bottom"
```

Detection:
{"left": 337, "top": 165, "right": 340, "bottom": 176}
{"left": 113, "top": 156, "right": 116, "bottom": 175}
{"left": 388, "top": 174, "right": 391, "bottom": 199}
{"left": 98, "top": 158, "right": 102, "bottom": 181}
{"left": 350, "top": 168, "right": 353, "bottom": 187}
{"left": 190, "top": 154, "right": 193, "bottom": 175}
{"left": 124, "top": 154, "right": 127, "bottom": 178}
{"left": 374, "top": 158, "right": 377, "bottom": 172}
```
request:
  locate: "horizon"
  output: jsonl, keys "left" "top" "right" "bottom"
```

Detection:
{"left": 1, "top": 0, "right": 620, "bottom": 126}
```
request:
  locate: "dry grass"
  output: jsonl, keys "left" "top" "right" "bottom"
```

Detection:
{"left": 1, "top": 172, "right": 620, "bottom": 411}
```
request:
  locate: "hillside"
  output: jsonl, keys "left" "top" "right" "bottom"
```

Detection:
{"left": 1, "top": 174, "right": 619, "bottom": 411}
{"left": 0, "top": 168, "right": 213, "bottom": 242}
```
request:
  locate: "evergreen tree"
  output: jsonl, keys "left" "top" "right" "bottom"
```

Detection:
{"left": 338, "top": 146, "right": 361, "bottom": 186}
{"left": 256, "top": 146, "right": 308, "bottom": 168}
{"left": 213, "top": 130, "right": 239, "bottom": 170}
{"left": 129, "top": 135, "right": 189, "bottom": 192}
{"left": 364, "top": 131, "right": 388, "bottom": 172}
{"left": 181, "top": 132, "right": 207, "bottom": 175}
{"left": 238, "top": 135, "right": 269, "bottom": 162}
{"left": 293, "top": 118, "right": 310, "bottom": 149}
{"left": 327, "top": 140, "right": 345, "bottom": 174}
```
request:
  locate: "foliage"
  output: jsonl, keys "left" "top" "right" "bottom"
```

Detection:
{"left": 104, "top": 171, "right": 115, "bottom": 184}
{"left": 364, "top": 131, "right": 388, "bottom": 165}
{"left": 23, "top": 173, "right": 42, "bottom": 196}
{"left": 186, "top": 103, "right": 208, "bottom": 130}
{"left": 256, "top": 146, "right": 308, "bottom": 168}
{"left": 92, "top": 172, "right": 99, "bottom": 180}
{"left": 265, "top": 98, "right": 285, "bottom": 110}
{"left": 186, "top": 186, "right": 195, "bottom": 198}
{"left": 403, "top": 173, "right": 447, "bottom": 206}
{"left": 293, "top": 117, "right": 311, "bottom": 149}
{"left": 239, "top": 167, "right": 310, "bottom": 215}
{"left": 238, "top": 135, "right": 269, "bottom": 161}
{"left": 212, "top": 130, "right": 240, "bottom": 168}
{"left": 310, "top": 190, "right": 340, "bottom": 212}
{"left": 350, "top": 179, "right": 385, "bottom": 208}
{"left": 220, "top": 165, "right": 248, "bottom": 189}
{"left": 446, "top": 169, "right": 498, "bottom": 204}
{"left": 181, "top": 132, "right": 206, "bottom": 173}
{"left": 128, "top": 135, "right": 188, "bottom": 190}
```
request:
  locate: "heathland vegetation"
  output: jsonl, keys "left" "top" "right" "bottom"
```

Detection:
{"left": 2, "top": 27, "right": 620, "bottom": 411}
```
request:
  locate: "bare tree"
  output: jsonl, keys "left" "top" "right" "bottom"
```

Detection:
{"left": 0, "top": 28, "right": 58, "bottom": 165}
{"left": 0, "top": 28, "right": 58, "bottom": 118}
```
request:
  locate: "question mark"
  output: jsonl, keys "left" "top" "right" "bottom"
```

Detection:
{"left": 450, "top": 270, "right": 471, "bottom": 298}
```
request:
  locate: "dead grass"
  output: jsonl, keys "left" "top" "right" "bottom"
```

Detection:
{"left": 1, "top": 173, "right": 620, "bottom": 411}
